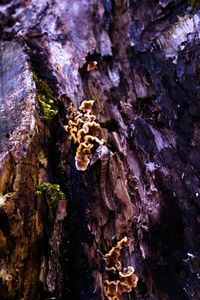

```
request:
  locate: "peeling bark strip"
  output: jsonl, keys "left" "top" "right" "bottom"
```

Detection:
{"left": 1, "top": 0, "right": 200, "bottom": 299}
{"left": 0, "top": 41, "right": 36, "bottom": 192}
{"left": 0, "top": 41, "right": 41, "bottom": 298}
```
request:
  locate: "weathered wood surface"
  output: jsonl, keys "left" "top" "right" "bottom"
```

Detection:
{"left": 0, "top": 41, "right": 41, "bottom": 298}
{"left": 1, "top": 1, "right": 200, "bottom": 299}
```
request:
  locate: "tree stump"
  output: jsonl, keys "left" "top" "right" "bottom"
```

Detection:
{"left": 0, "top": 1, "right": 200, "bottom": 299}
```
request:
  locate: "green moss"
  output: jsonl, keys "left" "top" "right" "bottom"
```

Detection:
{"left": 33, "top": 74, "right": 58, "bottom": 121}
{"left": 188, "top": 0, "right": 200, "bottom": 7}
{"left": 59, "top": 159, "right": 67, "bottom": 172}
{"left": 35, "top": 183, "right": 65, "bottom": 207}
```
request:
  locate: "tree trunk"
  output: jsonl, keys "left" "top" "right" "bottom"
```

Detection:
{"left": 0, "top": 0, "right": 200, "bottom": 299}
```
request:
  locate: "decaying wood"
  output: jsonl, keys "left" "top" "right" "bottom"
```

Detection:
{"left": 1, "top": 1, "right": 200, "bottom": 299}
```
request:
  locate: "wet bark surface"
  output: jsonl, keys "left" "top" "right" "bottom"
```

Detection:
{"left": 1, "top": 0, "right": 200, "bottom": 299}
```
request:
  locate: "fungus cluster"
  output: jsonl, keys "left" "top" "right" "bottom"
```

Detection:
{"left": 64, "top": 100, "right": 104, "bottom": 171}
{"left": 104, "top": 237, "right": 138, "bottom": 300}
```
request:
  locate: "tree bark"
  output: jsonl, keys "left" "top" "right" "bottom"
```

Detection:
{"left": 0, "top": 1, "right": 200, "bottom": 299}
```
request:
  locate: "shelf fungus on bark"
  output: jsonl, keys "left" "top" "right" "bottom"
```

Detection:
{"left": 64, "top": 100, "right": 104, "bottom": 171}
{"left": 104, "top": 237, "right": 138, "bottom": 300}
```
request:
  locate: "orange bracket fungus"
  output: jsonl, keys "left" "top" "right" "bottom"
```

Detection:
{"left": 104, "top": 237, "right": 138, "bottom": 300}
{"left": 64, "top": 100, "right": 104, "bottom": 171}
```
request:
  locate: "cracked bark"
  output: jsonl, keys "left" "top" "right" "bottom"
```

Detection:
{"left": 0, "top": 1, "right": 200, "bottom": 299}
